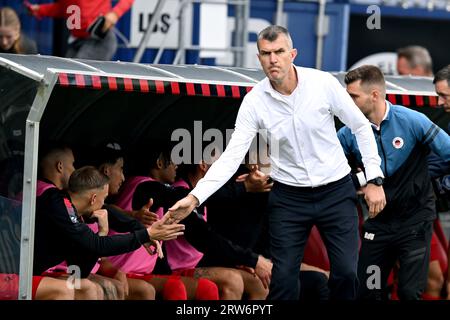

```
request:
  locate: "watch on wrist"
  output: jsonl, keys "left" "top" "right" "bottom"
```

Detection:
{"left": 367, "top": 177, "right": 384, "bottom": 186}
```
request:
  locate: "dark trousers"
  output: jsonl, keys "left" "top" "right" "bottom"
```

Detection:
{"left": 358, "top": 219, "right": 433, "bottom": 300}
{"left": 299, "top": 271, "right": 330, "bottom": 301}
{"left": 267, "top": 175, "right": 359, "bottom": 300}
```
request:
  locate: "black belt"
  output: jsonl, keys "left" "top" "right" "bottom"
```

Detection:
{"left": 274, "top": 174, "right": 351, "bottom": 193}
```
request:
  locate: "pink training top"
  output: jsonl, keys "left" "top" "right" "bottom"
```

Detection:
{"left": 108, "top": 176, "right": 161, "bottom": 275}
{"left": 37, "top": 180, "right": 101, "bottom": 274}
{"left": 36, "top": 180, "right": 56, "bottom": 197}
{"left": 165, "top": 179, "right": 205, "bottom": 272}
{"left": 115, "top": 176, "right": 153, "bottom": 211}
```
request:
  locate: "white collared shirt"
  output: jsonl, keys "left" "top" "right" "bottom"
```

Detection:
{"left": 191, "top": 66, "right": 383, "bottom": 205}
{"left": 371, "top": 101, "right": 390, "bottom": 131}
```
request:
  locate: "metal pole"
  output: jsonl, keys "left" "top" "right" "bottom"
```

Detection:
{"left": 191, "top": 0, "right": 244, "bottom": 4}
{"left": 18, "top": 72, "right": 58, "bottom": 300}
{"left": 174, "top": 0, "right": 188, "bottom": 64}
{"left": 173, "top": 0, "right": 249, "bottom": 65}
{"left": 242, "top": 0, "right": 250, "bottom": 67}
{"left": 315, "top": 0, "right": 327, "bottom": 70}
{"left": 154, "top": 0, "right": 192, "bottom": 64}
{"left": 183, "top": 45, "right": 245, "bottom": 51}
{"left": 18, "top": 120, "right": 39, "bottom": 300}
{"left": 275, "top": 0, "right": 284, "bottom": 26}
{"left": 133, "top": 0, "right": 166, "bottom": 63}
{"left": 234, "top": 1, "right": 244, "bottom": 67}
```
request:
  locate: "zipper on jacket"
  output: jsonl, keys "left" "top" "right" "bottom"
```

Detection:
{"left": 376, "top": 127, "right": 388, "bottom": 177}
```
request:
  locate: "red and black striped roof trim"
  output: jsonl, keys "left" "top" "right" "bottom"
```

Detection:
{"left": 386, "top": 93, "right": 439, "bottom": 108}
{"left": 57, "top": 73, "right": 252, "bottom": 99}
{"left": 56, "top": 73, "right": 439, "bottom": 107}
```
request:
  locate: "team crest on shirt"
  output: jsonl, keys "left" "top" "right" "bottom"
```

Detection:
{"left": 392, "top": 137, "right": 404, "bottom": 149}
{"left": 63, "top": 198, "right": 79, "bottom": 224}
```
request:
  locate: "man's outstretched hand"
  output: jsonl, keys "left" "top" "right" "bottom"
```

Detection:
{"left": 133, "top": 198, "right": 158, "bottom": 226}
{"left": 146, "top": 219, "right": 185, "bottom": 241}
{"left": 164, "top": 194, "right": 199, "bottom": 224}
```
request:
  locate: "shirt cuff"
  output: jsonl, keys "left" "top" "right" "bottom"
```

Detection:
{"left": 356, "top": 171, "right": 367, "bottom": 188}
{"left": 364, "top": 166, "right": 385, "bottom": 181}
{"left": 189, "top": 190, "right": 205, "bottom": 207}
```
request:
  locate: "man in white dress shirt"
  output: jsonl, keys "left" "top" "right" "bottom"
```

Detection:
{"left": 166, "top": 25, "right": 386, "bottom": 300}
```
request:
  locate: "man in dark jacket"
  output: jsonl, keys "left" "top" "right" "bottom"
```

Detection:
{"left": 338, "top": 65, "right": 450, "bottom": 300}
{"left": 34, "top": 165, "right": 184, "bottom": 278}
